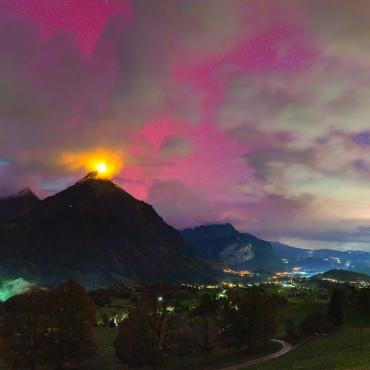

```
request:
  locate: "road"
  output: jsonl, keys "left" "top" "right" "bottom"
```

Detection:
{"left": 218, "top": 339, "right": 294, "bottom": 370}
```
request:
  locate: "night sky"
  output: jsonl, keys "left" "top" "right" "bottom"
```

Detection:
{"left": 1, "top": 0, "right": 370, "bottom": 251}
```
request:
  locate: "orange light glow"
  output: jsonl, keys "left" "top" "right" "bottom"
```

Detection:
{"left": 95, "top": 162, "right": 108, "bottom": 175}
{"left": 61, "top": 149, "right": 123, "bottom": 179}
{"left": 223, "top": 268, "right": 251, "bottom": 277}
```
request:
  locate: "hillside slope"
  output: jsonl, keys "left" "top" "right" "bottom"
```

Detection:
{"left": 181, "top": 224, "right": 282, "bottom": 272}
{"left": 0, "top": 173, "right": 213, "bottom": 288}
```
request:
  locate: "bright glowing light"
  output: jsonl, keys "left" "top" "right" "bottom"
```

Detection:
{"left": 61, "top": 149, "right": 124, "bottom": 179}
{"left": 95, "top": 162, "right": 107, "bottom": 175}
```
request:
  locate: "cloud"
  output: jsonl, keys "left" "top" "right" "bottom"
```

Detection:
{"left": 147, "top": 179, "right": 219, "bottom": 228}
{"left": 2, "top": 0, "right": 370, "bottom": 250}
{"left": 159, "top": 136, "right": 193, "bottom": 158}
{"left": 216, "top": 58, "right": 370, "bottom": 150}
{"left": 301, "top": 0, "right": 370, "bottom": 57}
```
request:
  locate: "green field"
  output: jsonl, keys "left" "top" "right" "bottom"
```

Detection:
{"left": 276, "top": 296, "right": 327, "bottom": 336}
{"left": 249, "top": 326, "right": 370, "bottom": 370}
{"left": 80, "top": 288, "right": 369, "bottom": 370}
{"left": 249, "top": 303, "right": 370, "bottom": 370}
{"left": 85, "top": 291, "right": 330, "bottom": 369}
{"left": 85, "top": 327, "right": 280, "bottom": 370}
{"left": 4, "top": 284, "right": 370, "bottom": 370}
{"left": 84, "top": 327, "right": 120, "bottom": 370}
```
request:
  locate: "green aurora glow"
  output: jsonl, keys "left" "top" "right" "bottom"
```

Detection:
{"left": 0, "top": 278, "right": 32, "bottom": 301}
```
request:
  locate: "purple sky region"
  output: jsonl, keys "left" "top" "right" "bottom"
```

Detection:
{"left": 1, "top": 0, "right": 370, "bottom": 250}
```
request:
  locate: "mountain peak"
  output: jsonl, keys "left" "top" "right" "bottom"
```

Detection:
{"left": 0, "top": 188, "right": 40, "bottom": 221}
{"left": 1, "top": 187, "right": 38, "bottom": 200}
{"left": 17, "top": 187, "right": 37, "bottom": 198}
{"left": 0, "top": 174, "right": 213, "bottom": 288}
{"left": 183, "top": 223, "right": 238, "bottom": 235}
{"left": 78, "top": 171, "right": 99, "bottom": 182}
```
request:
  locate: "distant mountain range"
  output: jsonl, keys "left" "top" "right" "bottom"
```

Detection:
{"left": 181, "top": 225, "right": 370, "bottom": 278}
{"left": 181, "top": 224, "right": 281, "bottom": 273}
{"left": 2, "top": 174, "right": 370, "bottom": 290}
{"left": 0, "top": 173, "right": 212, "bottom": 289}
{"left": 272, "top": 242, "right": 370, "bottom": 275}
{"left": 314, "top": 269, "right": 370, "bottom": 283}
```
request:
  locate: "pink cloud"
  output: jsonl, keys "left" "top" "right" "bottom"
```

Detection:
{"left": 6, "top": 0, "right": 132, "bottom": 56}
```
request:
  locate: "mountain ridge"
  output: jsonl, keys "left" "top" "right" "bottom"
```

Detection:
{"left": 0, "top": 188, "right": 40, "bottom": 222}
{"left": 272, "top": 241, "right": 370, "bottom": 275}
{"left": 314, "top": 269, "right": 370, "bottom": 283}
{"left": 181, "top": 223, "right": 282, "bottom": 273}
{"left": 0, "top": 175, "right": 213, "bottom": 289}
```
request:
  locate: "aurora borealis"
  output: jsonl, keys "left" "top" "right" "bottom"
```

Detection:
{"left": 1, "top": 1, "right": 370, "bottom": 250}
{"left": 0, "top": 278, "right": 32, "bottom": 301}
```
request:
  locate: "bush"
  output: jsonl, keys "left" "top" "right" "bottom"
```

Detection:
{"left": 114, "top": 307, "right": 165, "bottom": 368}
{"left": 285, "top": 319, "right": 301, "bottom": 341}
{"left": 1, "top": 281, "right": 97, "bottom": 370}
{"left": 300, "top": 312, "right": 337, "bottom": 336}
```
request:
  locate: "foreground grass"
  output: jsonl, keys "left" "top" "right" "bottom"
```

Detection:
{"left": 276, "top": 297, "right": 327, "bottom": 337}
{"left": 248, "top": 325, "right": 370, "bottom": 370}
{"left": 170, "top": 341, "right": 281, "bottom": 370}
{"left": 84, "top": 298, "right": 370, "bottom": 370}
{"left": 84, "top": 327, "right": 119, "bottom": 370}
{"left": 249, "top": 303, "right": 370, "bottom": 370}
{"left": 84, "top": 328, "right": 280, "bottom": 370}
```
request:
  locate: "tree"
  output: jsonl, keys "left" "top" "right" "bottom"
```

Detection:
{"left": 300, "top": 312, "right": 337, "bottom": 336}
{"left": 89, "top": 289, "right": 112, "bottom": 306}
{"left": 220, "top": 289, "right": 276, "bottom": 351}
{"left": 285, "top": 319, "right": 299, "bottom": 341}
{"left": 192, "top": 293, "right": 219, "bottom": 316}
{"left": 101, "top": 312, "right": 110, "bottom": 327}
{"left": 0, "top": 281, "right": 97, "bottom": 370}
{"left": 1, "top": 289, "right": 51, "bottom": 370}
{"left": 114, "top": 307, "right": 162, "bottom": 368}
{"left": 356, "top": 287, "right": 370, "bottom": 312}
{"left": 175, "top": 315, "right": 219, "bottom": 368}
{"left": 47, "top": 280, "right": 97, "bottom": 369}
{"left": 150, "top": 310, "right": 173, "bottom": 352}
{"left": 327, "top": 288, "right": 344, "bottom": 326}
{"left": 219, "top": 306, "right": 246, "bottom": 349}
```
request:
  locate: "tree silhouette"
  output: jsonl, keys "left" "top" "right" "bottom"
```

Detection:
{"left": 114, "top": 307, "right": 162, "bottom": 368}
{"left": 0, "top": 281, "right": 97, "bottom": 370}
{"left": 327, "top": 288, "right": 344, "bottom": 326}
{"left": 1, "top": 289, "right": 50, "bottom": 370}
{"left": 47, "top": 280, "right": 97, "bottom": 369}
{"left": 220, "top": 289, "right": 276, "bottom": 350}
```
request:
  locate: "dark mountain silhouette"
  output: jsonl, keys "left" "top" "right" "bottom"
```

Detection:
{"left": 0, "top": 173, "right": 213, "bottom": 288}
{"left": 181, "top": 224, "right": 282, "bottom": 272}
{"left": 314, "top": 269, "right": 370, "bottom": 283}
{"left": 0, "top": 188, "right": 40, "bottom": 221}
{"left": 272, "top": 242, "right": 370, "bottom": 275}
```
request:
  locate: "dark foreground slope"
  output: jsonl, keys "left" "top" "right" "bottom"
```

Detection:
{"left": 181, "top": 223, "right": 282, "bottom": 272}
{"left": 0, "top": 173, "right": 213, "bottom": 288}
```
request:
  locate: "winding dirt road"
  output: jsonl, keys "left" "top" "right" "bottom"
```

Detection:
{"left": 219, "top": 339, "right": 294, "bottom": 370}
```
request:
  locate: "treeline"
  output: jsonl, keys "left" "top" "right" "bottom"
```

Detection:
{"left": 0, "top": 281, "right": 96, "bottom": 370}
{"left": 114, "top": 287, "right": 277, "bottom": 368}
{"left": 285, "top": 285, "right": 370, "bottom": 342}
{"left": 0, "top": 284, "right": 277, "bottom": 369}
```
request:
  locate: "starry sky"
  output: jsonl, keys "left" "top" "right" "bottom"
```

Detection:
{"left": 1, "top": 0, "right": 370, "bottom": 251}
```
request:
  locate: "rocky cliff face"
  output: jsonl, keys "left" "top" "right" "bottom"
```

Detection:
{"left": 181, "top": 224, "right": 281, "bottom": 272}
